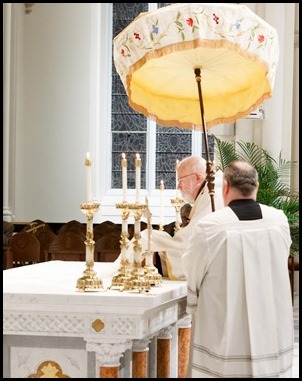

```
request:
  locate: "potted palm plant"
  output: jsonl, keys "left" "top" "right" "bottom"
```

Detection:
{"left": 213, "top": 136, "right": 299, "bottom": 258}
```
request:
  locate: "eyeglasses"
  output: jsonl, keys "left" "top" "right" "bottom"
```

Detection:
{"left": 177, "top": 173, "right": 197, "bottom": 183}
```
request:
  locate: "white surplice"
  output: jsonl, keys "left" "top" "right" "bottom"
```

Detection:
{"left": 139, "top": 170, "right": 224, "bottom": 279}
{"left": 182, "top": 204, "right": 294, "bottom": 378}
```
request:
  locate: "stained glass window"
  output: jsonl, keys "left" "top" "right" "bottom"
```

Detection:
{"left": 111, "top": 3, "right": 214, "bottom": 191}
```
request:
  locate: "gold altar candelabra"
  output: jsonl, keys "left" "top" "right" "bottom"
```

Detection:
{"left": 123, "top": 202, "right": 151, "bottom": 293}
{"left": 143, "top": 197, "right": 162, "bottom": 287}
{"left": 76, "top": 202, "right": 103, "bottom": 291}
{"left": 110, "top": 153, "right": 163, "bottom": 292}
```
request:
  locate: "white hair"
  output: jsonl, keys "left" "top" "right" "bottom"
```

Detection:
{"left": 178, "top": 156, "right": 206, "bottom": 174}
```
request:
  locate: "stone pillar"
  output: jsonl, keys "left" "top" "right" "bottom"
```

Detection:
{"left": 86, "top": 341, "right": 132, "bottom": 378}
{"left": 3, "top": 3, "right": 13, "bottom": 221}
{"left": 132, "top": 337, "right": 151, "bottom": 378}
{"left": 178, "top": 314, "right": 192, "bottom": 378}
{"left": 148, "top": 336, "right": 157, "bottom": 378}
{"left": 157, "top": 326, "right": 173, "bottom": 378}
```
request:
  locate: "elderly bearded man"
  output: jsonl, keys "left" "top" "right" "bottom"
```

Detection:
{"left": 140, "top": 156, "right": 224, "bottom": 280}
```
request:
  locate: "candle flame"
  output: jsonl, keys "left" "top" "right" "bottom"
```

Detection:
{"left": 122, "top": 153, "right": 126, "bottom": 160}
{"left": 136, "top": 153, "right": 140, "bottom": 160}
{"left": 85, "top": 152, "right": 91, "bottom": 166}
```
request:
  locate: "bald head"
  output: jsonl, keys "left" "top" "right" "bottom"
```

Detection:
{"left": 178, "top": 156, "right": 206, "bottom": 175}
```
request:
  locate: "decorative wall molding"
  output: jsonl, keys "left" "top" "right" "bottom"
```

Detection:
{"left": 3, "top": 313, "right": 84, "bottom": 335}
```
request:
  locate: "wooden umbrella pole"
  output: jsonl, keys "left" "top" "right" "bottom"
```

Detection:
{"left": 194, "top": 68, "right": 215, "bottom": 212}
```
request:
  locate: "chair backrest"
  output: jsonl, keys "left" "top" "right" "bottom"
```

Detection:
{"left": 57, "top": 220, "right": 86, "bottom": 237}
{"left": 8, "top": 231, "right": 41, "bottom": 267}
{"left": 93, "top": 221, "right": 121, "bottom": 242}
{"left": 47, "top": 230, "right": 86, "bottom": 261}
{"left": 33, "top": 228, "right": 57, "bottom": 262}
{"left": 95, "top": 231, "right": 121, "bottom": 262}
{"left": 22, "top": 219, "right": 51, "bottom": 233}
{"left": 164, "top": 221, "right": 176, "bottom": 237}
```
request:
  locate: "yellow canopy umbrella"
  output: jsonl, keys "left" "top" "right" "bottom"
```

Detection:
{"left": 113, "top": 3, "right": 279, "bottom": 210}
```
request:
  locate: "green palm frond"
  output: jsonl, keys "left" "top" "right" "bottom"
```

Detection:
{"left": 214, "top": 138, "right": 237, "bottom": 170}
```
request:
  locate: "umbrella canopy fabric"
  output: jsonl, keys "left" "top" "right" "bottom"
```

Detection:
{"left": 113, "top": 3, "right": 279, "bottom": 130}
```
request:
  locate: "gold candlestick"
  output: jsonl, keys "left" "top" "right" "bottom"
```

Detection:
{"left": 109, "top": 202, "right": 131, "bottom": 290}
{"left": 123, "top": 202, "right": 151, "bottom": 293}
{"left": 170, "top": 197, "right": 184, "bottom": 233}
{"left": 76, "top": 202, "right": 103, "bottom": 291}
{"left": 143, "top": 197, "right": 162, "bottom": 287}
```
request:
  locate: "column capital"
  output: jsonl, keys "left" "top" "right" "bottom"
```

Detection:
{"left": 157, "top": 325, "right": 173, "bottom": 340}
{"left": 86, "top": 341, "right": 132, "bottom": 367}
{"left": 132, "top": 336, "right": 152, "bottom": 352}
{"left": 178, "top": 314, "right": 192, "bottom": 329}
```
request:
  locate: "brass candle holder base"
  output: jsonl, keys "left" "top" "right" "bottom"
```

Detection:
{"left": 76, "top": 267, "right": 103, "bottom": 292}
{"left": 109, "top": 260, "right": 131, "bottom": 290}
{"left": 123, "top": 265, "right": 151, "bottom": 293}
{"left": 144, "top": 265, "right": 162, "bottom": 287}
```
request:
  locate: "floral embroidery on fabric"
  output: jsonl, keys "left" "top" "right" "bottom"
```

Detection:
{"left": 117, "top": 5, "right": 274, "bottom": 59}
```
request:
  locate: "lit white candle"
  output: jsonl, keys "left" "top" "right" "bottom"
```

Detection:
{"left": 135, "top": 153, "right": 141, "bottom": 203}
{"left": 160, "top": 180, "right": 164, "bottom": 228}
{"left": 85, "top": 152, "right": 92, "bottom": 202}
{"left": 175, "top": 159, "right": 180, "bottom": 198}
{"left": 121, "top": 153, "right": 127, "bottom": 202}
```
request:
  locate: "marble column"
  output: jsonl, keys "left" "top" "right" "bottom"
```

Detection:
{"left": 147, "top": 336, "right": 157, "bottom": 378}
{"left": 157, "top": 326, "right": 173, "bottom": 378}
{"left": 3, "top": 3, "right": 12, "bottom": 220}
{"left": 178, "top": 314, "right": 192, "bottom": 378}
{"left": 86, "top": 341, "right": 132, "bottom": 378}
{"left": 132, "top": 337, "right": 151, "bottom": 378}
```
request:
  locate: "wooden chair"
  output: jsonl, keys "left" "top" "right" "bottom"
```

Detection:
{"left": 57, "top": 220, "right": 86, "bottom": 238}
{"left": 33, "top": 228, "right": 57, "bottom": 262}
{"left": 22, "top": 219, "right": 51, "bottom": 233}
{"left": 47, "top": 230, "right": 86, "bottom": 261}
{"left": 3, "top": 221, "right": 14, "bottom": 269}
{"left": 164, "top": 221, "right": 176, "bottom": 237}
{"left": 3, "top": 244, "right": 12, "bottom": 269}
{"left": 93, "top": 221, "right": 121, "bottom": 242}
{"left": 95, "top": 231, "right": 121, "bottom": 262}
{"left": 7, "top": 231, "right": 40, "bottom": 267}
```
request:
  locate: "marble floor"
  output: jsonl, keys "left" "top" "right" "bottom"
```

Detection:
{"left": 293, "top": 291, "right": 299, "bottom": 378}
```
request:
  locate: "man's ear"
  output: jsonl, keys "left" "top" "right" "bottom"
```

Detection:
{"left": 222, "top": 179, "right": 229, "bottom": 196}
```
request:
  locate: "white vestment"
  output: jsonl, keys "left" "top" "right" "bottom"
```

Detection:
{"left": 182, "top": 204, "right": 293, "bottom": 378}
{"left": 139, "top": 170, "right": 224, "bottom": 280}
{"left": 110, "top": 170, "right": 224, "bottom": 279}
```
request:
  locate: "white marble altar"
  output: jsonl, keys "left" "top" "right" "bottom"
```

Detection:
{"left": 3, "top": 261, "right": 187, "bottom": 378}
